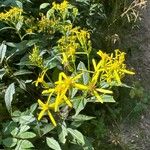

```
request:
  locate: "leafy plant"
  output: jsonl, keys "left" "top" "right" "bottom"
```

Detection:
{"left": 0, "top": 0, "right": 139, "bottom": 149}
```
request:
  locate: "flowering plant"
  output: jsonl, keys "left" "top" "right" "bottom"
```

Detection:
{"left": 0, "top": 0, "right": 135, "bottom": 149}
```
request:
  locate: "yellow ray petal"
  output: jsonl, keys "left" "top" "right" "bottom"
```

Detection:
{"left": 74, "top": 83, "right": 88, "bottom": 90}
{"left": 92, "top": 59, "right": 97, "bottom": 71}
{"left": 121, "top": 69, "right": 135, "bottom": 75}
{"left": 72, "top": 73, "right": 83, "bottom": 80}
{"left": 38, "top": 109, "right": 46, "bottom": 120}
{"left": 64, "top": 95, "right": 72, "bottom": 108}
{"left": 49, "top": 103, "right": 55, "bottom": 110}
{"left": 114, "top": 70, "right": 121, "bottom": 84}
{"left": 96, "top": 88, "right": 113, "bottom": 94}
{"left": 47, "top": 111, "right": 57, "bottom": 127}
{"left": 42, "top": 88, "right": 55, "bottom": 94}
{"left": 93, "top": 90, "right": 103, "bottom": 103}
{"left": 54, "top": 95, "right": 62, "bottom": 112}
{"left": 38, "top": 99, "right": 45, "bottom": 107}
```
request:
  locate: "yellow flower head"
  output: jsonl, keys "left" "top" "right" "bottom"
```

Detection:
{"left": 38, "top": 14, "right": 56, "bottom": 33}
{"left": 52, "top": 0, "right": 69, "bottom": 12}
{"left": 96, "top": 49, "right": 135, "bottom": 84}
{"left": 0, "top": 7, "right": 23, "bottom": 24}
{"left": 42, "top": 72, "right": 84, "bottom": 112}
{"left": 38, "top": 98, "right": 56, "bottom": 126}
{"left": 34, "top": 69, "right": 47, "bottom": 87}
{"left": 29, "top": 45, "right": 43, "bottom": 68}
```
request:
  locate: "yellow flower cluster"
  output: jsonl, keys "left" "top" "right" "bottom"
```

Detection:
{"left": 29, "top": 45, "right": 43, "bottom": 68}
{"left": 75, "top": 29, "right": 92, "bottom": 54}
{"left": 58, "top": 26, "right": 91, "bottom": 66}
{"left": 58, "top": 32, "right": 79, "bottom": 65}
{"left": 38, "top": 15, "right": 57, "bottom": 33}
{"left": 35, "top": 50, "right": 134, "bottom": 126}
{"left": 51, "top": 0, "right": 78, "bottom": 20}
{"left": 52, "top": 0, "right": 69, "bottom": 13}
{"left": 94, "top": 49, "right": 135, "bottom": 84}
{"left": 0, "top": 7, "right": 23, "bottom": 25}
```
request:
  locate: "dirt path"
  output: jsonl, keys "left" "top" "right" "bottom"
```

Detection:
{"left": 120, "top": 2, "right": 150, "bottom": 149}
{"left": 129, "top": 0, "right": 150, "bottom": 90}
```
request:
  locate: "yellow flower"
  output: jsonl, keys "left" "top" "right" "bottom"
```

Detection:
{"left": 52, "top": 0, "right": 68, "bottom": 12}
{"left": 96, "top": 49, "right": 135, "bottom": 84}
{"left": 74, "top": 78, "right": 113, "bottom": 103}
{"left": 29, "top": 45, "right": 43, "bottom": 68}
{"left": 58, "top": 32, "right": 79, "bottom": 65}
{"left": 42, "top": 72, "right": 84, "bottom": 112}
{"left": 34, "top": 69, "right": 47, "bottom": 87}
{"left": 37, "top": 14, "right": 56, "bottom": 33}
{"left": 37, "top": 98, "right": 56, "bottom": 126}
{"left": 0, "top": 7, "right": 23, "bottom": 25}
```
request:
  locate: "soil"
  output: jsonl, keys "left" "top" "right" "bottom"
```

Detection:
{"left": 120, "top": 1, "right": 150, "bottom": 149}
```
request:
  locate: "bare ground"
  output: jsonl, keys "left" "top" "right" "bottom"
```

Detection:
{"left": 120, "top": 1, "right": 150, "bottom": 149}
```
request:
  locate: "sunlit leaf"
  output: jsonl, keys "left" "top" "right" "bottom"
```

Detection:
{"left": 67, "top": 128, "right": 85, "bottom": 146}
{"left": 0, "top": 42, "right": 7, "bottom": 63}
{"left": 46, "top": 137, "right": 61, "bottom": 150}
{"left": 40, "top": 3, "right": 50, "bottom": 9}
{"left": 3, "top": 137, "right": 17, "bottom": 148}
{"left": 73, "top": 97, "right": 87, "bottom": 116}
{"left": 4, "top": 83, "right": 15, "bottom": 113}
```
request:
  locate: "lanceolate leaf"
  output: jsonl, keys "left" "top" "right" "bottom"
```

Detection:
{"left": 0, "top": 68, "right": 5, "bottom": 79}
{"left": 18, "top": 132, "right": 36, "bottom": 139}
{"left": 0, "top": 42, "right": 7, "bottom": 63}
{"left": 15, "top": 140, "right": 34, "bottom": 150}
{"left": 46, "top": 137, "right": 62, "bottom": 150}
{"left": 67, "top": 128, "right": 85, "bottom": 146}
{"left": 101, "top": 95, "right": 116, "bottom": 103}
{"left": 40, "top": 3, "right": 50, "bottom": 9}
{"left": 3, "top": 137, "right": 17, "bottom": 148}
{"left": 13, "top": 70, "right": 33, "bottom": 76}
{"left": 72, "top": 114, "right": 95, "bottom": 121}
{"left": 4, "top": 83, "right": 15, "bottom": 113}
{"left": 77, "top": 61, "right": 89, "bottom": 84}
{"left": 58, "top": 123, "right": 68, "bottom": 144}
{"left": 73, "top": 97, "right": 87, "bottom": 116}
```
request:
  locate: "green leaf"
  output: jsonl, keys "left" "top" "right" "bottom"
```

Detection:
{"left": 13, "top": 70, "right": 33, "bottom": 76}
{"left": 58, "top": 123, "right": 68, "bottom": 144}
{"left": 15, "top": 0, "right": 23, "bottom": 8}
{"left": 12, "top": 112, "right": 35, "bottom": 124}
{"left": 72, "top": 114, "right": 95, "bottom": 121}
{"left": 3, "top": 137, "right": 17, "bottom": 148}
{"left": 0, "top": 68, "right": 5, "bottom": 80}
{"left": 2, "top": 121, "right": 17, "bottom": 136}
{"left": 19, "top": 125, "right": 30, "bottom": 133}
{"left": 71, "top": 114, "right": 95, "bottom": 127}
{"left": 41, "top": 124, "right": 54, "bottom": 136}
{"left": 77, "top": 61, "right": 89, "bottom": 84}
{"left": 0, "top": 42, "right": 7, "bottom": 63}
{"left": 11, "top": 127, "right": 19, "bottom": 137}
{"left": 19, "top": 115, "right": 35, "bottom": 124}
{"left": 4, "top": 83, "right": 15, "bottom": 113}
{"left": 46, "top": 137, "right": 62, "bottom": 150}
{"left": 16, "top": 79, "right": 26, "bottom": 90}
{"left": 101, "top": 95, "right": 116, "bottom": 103}
{"left": 29, "top": 103, "right": 38, "bottom": 114}
{"left": 18, "top": 132, "right": 36, "bottom": 139}
{"left": 15, "top": 140, "right": 34, "bottom": 150}
{"left": 67, "top": 128, "right": 85, "bottom": 146}
{"left": 40, "top": 3, "right": 50, "bottom": 9}
{"left": 73, "top": 97, "right": 87, "bottom": 116}
{"left": 16, "top": 20, "right": 23, "bottom": 31}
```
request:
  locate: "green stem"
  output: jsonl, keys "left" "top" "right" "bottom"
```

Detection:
{"left": 87, "top": 53, "right": 90, "bottom": 71}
